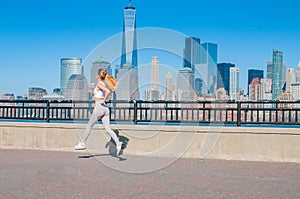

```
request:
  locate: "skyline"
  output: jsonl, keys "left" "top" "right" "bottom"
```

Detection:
{"left": 0, "top": 0, "right": 300, "bottom": 96}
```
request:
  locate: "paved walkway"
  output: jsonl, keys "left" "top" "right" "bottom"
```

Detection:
{"left": 0, "top": 149, "right": 300, "bottom": 199}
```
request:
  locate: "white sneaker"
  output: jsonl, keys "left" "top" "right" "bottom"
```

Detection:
{"left": 74, "top": 142, "right": 86, "bottom": 150}
{"left": 116, "top": 142, "right": 123, "bottom": 156}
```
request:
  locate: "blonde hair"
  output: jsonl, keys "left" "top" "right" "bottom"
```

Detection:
{"left": 98, "top": 69, "right": 118, "bottom": 91}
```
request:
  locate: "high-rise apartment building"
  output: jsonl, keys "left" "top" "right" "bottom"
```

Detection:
{"left": 229, "top": 67, "right": 240, "bottom": 100}
{"left": 272, "top": 49, "right": 283, "bottom": 100}
{"left": 248, "top": 78, "right": 262, "bottom": 101}
{"left": 151, "top": 56, "right": 159, "bottom": 90}
{"left": 60, "top": 58, "right": 83, "bottom": 95}
{"left": 247, "top": 69, "right": 264, "bottom": 95}
{"left": 261, "top": 78, "right": 272, "bottom": 100}
{"left": 183, "top": 37, "right": 200, "bottom": 72}
{"left": 217, "top": 63, "right": 235, "bottom": 95}
{"left": 148, "top": 56, "right": 160, "bottom": 100}
{"left": 286, "top": 68, "right": 295, "bottom": 93}
{"left": 164, "top": 71, "right": 173, "bottom": 100}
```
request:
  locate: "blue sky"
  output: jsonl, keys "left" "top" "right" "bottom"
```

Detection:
{"left": 0, "top": 0, "right": 299, "bottom": 96}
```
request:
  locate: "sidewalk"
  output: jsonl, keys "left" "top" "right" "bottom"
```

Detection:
{"left": 0, "top": 149, "right": 299, "bottom": 199}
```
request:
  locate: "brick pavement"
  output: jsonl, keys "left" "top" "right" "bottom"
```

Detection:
{"left": 0, "top": 149, "right": 300, "bottom": 199}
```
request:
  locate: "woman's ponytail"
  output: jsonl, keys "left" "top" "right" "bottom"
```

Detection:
{"left": 105, "top": 75, "right": 118, "bottom": 91}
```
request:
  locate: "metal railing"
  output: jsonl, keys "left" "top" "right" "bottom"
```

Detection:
{"left": 1, "top": 99, "right": 300, "bottom": 126}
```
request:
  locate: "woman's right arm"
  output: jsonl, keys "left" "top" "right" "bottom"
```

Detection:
{"left": 90, "top": 83, "right": 95, "bottom": 97}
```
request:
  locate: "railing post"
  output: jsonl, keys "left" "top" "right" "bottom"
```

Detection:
{"left": 237, "top": 101, "right": 241, "bottom": 127}
{"left": 133, "top": 100, "right": 137, "bottom": 125}
{"left": 46, "top": 100, "right": 50, "bottom": 123}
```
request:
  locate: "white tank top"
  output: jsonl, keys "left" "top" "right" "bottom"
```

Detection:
{"left": 93, "top": 82, "right": 105, "bottom": 98}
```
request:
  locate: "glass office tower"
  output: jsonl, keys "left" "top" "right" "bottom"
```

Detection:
{"left": 60, "top": 58, "right": 83, "bottom": 95}
{"left": 121, "top": 3, "right": 138, "bottom": 68}
{"left": 217, "top": 63, "right": 235, "bottom": 95}
{"left": 183, "top": 37, "right": 201, "bottom": 72}
{"left": 199, "top": 42, "right": 218, "bottom": 95}
{"left": 272, "top": 49, "right": 283, "bottom": 100}
{"left": 117, "top": 1, "right": 140, "bottom": 100}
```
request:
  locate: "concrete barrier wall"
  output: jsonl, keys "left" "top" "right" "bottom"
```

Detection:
{"left": 0, "top": 122, "right": 299, "bottom": 163}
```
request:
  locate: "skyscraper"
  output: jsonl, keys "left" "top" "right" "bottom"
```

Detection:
{"left": 117, "top": 1, "right": 140, "bottom": 100}
{"left": 183, "top": 37, "right": 200, "bottom": 72}
{"left": 272, "top": 49, "right": 283, "bottom": 100}
{"left": 247, "top": 69, "right": 264, "bottom": 95}
{"left": 217, "top": 63, "right": 235, "bottom": 95}
{"left": 267, "top": 61, "right": 272, "bottom": 79}
{"left": 194, "top": 78, "right": 203, "bottom": 95}
{"left": 197, "top": 42, "right": 218, "bottom": 95}
{"left": 121, "top": 1, "right": 138, "bottom": 68}
{"left": 148, "top": 56, "right": 160, "bottom": 100}
{"left": 64, "top": 74, "right": 88, "bottom": 101}
{"left": 164, "top": 71, "right": 173, "bottom": 100}
{"left": 151, "top": 56, "right": 159, "bottom": 90}
{"left": 286, "top": 68, "right": 295, "bottom": 93}
{"left": 176, "top": 67, "right": 195, "bottom": 101}
{"left": 248, "top": 78, "right": 262, "bottom": 101}
{"left": 90, "top": 58, "right": 112, "bottom": 84}
{"left": 261, "top": 78, "right": 272, "bottom": 100}
{"left": 60, "top": 58, "right": 83, "bottom": 95}
{"left": 229, "top": 67, "right": 240, "bottom": 100}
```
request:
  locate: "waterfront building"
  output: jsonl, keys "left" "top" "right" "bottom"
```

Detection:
{"left": 247, "top": 69, "right": 264, "bottom": 95}
{"left": 28, "top": 87, "right": 47, "bottom": 100}
{"left": 60, "top": 58, "right": 83, "bottom": 95}
{"left": 0, "top": 93, "right": 15, "bottom": 100}
{"left": 217, "top": 63, "right": 235, "bottom": 95}
{"left": 53, "top": 88, "right": 61, "bottom": 95}
{"left": 272, "top": 49, "right": 284, "bottom": 100}
{"left": 229, "top": 67, "right": 240, "bottom": 100}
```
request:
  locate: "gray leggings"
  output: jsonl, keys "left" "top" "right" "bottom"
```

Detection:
{"left": 82, "top": 101, "right": 119, "bottom": 144}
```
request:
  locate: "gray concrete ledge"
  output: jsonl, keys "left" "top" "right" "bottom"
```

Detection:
{"left": 0, "top": 122, "right": 299, "bottom": 163}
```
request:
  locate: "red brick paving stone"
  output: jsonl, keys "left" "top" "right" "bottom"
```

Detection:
{"left": 0, "top": 149, "right": 300, "bottom": 199}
